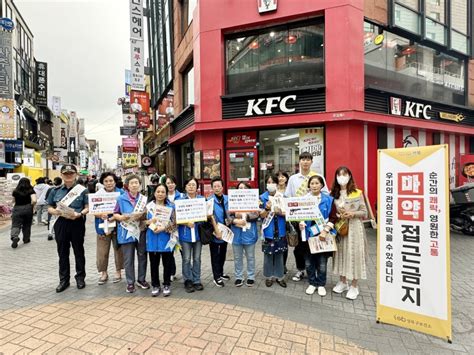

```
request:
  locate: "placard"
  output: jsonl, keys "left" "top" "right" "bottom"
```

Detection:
{"left": 228, "top": 189, "right": 260, "bottom": 212}
{"left": 175, "top": 198, "right": 207, "bottom": 224}
{"left": 377, "top": 145, "right": 451, "bottom": 341}
{"left": 285, "top": 196, "right": 322, "bottom": 222}
{"left": 88, "top": 192, "right": 120, "bottom": 215}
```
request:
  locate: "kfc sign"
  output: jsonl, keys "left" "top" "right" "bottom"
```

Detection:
{"left": 390, "top": 97, "right": 432, "bottom": 120}
{"left": 258, "top": 0, "right": 277, "bottom": 13}
{"left": 245, "top": 95, "right": 296, "bottom": 116}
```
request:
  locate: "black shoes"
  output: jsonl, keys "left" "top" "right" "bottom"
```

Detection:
{"left": 220, "top": 274, "right": 230, "bottom": 281}
{"left": 56, "top": 282, "right": 70, "bottom": 293}
{"left": 193, "top": 283, "right": 204, "bottom": 291}
{"left": 76, "top": 279, "right": 86, "bottom": 289}
{"left": 235, "top": 279, "right": 243, "bottom": 287}
{"left": 47, "top": 235, "right": 53, "bottom": 241}
{"left": 213, "top": 279, "right": 225, "bottom": 287}
{"left": 23, "top": 239, "right": 30, "bottom": 244}
{"left": 184, "top": 280, "right": 194, "bottom": 293}
{"left": 246, "top": 279, "right": 255, "bottom": 287}
{"left": 11, "top": 237, "right": 19, "bottom": 249}
{"left": 276, "top": 279, "right": 287, "bottom": 288}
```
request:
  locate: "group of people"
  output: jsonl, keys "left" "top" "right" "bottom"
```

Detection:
{"left": 9, "top": 152, "right": 368, "bottom": 301}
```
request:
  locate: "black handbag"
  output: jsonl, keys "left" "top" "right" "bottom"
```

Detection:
{"left": 286, "top": 222, "right": 299, "bottom": 247}
{"left": 198, "top": 221, "right": 214, "bottom": 245}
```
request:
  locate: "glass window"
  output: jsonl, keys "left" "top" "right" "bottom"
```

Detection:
{"left": 226, "top": 20, "right": 324, "bottom": 95}
{"left": 425, "top": 18, "right": 446, "bottom": 44}
{"left": 451, "top": 0, "right": 467, "bottom": 34}
{"left": 451, "top": 31, "right": 469, "bottom": 54}
{"left": 394, "top": 4, "right": 421, "bottom": 34}
{"left": 180, "top": 141, "right": 193, "bottom": 182}
{"left": 426, "top": 0, "right": 445, "bottom": 23}
{"left": 183, "top": 65, "right": 194, "bottom": 106}
{"left": 187, "top": 0, "right": 197, "bottom": 25}
{"left": 364, "top": 23, "right": 465, "bottom": 106}
{"left": 397, "top": 0, "right": 419, "bottom": 10}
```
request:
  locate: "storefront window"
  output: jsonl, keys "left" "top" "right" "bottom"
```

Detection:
{"left": 226, "top": 20, "right": 324, "bottom": 95}
{"left": 180, "top": 141, "right": 193, "bottom": 182}
{"left": 183, "top": 65, "right": 194, "bottom": 106}
{"left": 258, "top": 128, "right": 324, "bottom": 190}
{"left": 364, "top": 22, "right": 465, "bottom": 106}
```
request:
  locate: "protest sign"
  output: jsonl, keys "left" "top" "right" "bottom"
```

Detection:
{"left": 88, "top": 192, "right": 120, "bottom": 215}
{"left": 175, "top": 198, "right": 207, "bottom": 224}
{"left": 285, "top": 196, "right": 323, "bottom": 241}
{"left": 228, "top": 189, "right": 260, "bottom": 212}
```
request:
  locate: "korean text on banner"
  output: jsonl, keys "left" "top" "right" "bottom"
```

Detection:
{"left": 175, "top": 198, "right": 208, "bottom": 224}
{"left": 285, "top": 196, "right": 322, "bottom": 222}
{"left": 377, "top": 145, "right": 451, "bottom": 341}
{"left": 299, "top": 128, "right": 324, "bottom": 176}
{"left": 88, "top": 192, "right": 120, "bottom": 215}
{"left": 228, "top": 189, "right": 260, "bottom": 212}
{"left": 0, "top": 99, "right": 16, "bottom": 139}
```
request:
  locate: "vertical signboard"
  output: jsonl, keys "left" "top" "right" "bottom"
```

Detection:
{"left": 125, "top": 69, "right": 131, "bottom": 97}
{"left": 130, "top": 0, "right": 145, "bottom": 91}
{"left": 52, "top": 96, "right": 62, "bottom": 116}
{"left": 0, "top": 31, "right": 13, "bottom": 99}
{"left": 35, "top": 61, "right": 48, "bottom": 106}
{"left": 0, "top": 141, "right": 5, "bottom": 163}
{"left": 23, "top": 148, "right": 35, "bottom": 167}
{"left": 0, "top": 99, "right": 16, "bottom": 139}
{"left": 377, "top": 145, "right": 451, "bottom": 341}
{"left": 299, "top": 128, "right": 324, "bottom": 176}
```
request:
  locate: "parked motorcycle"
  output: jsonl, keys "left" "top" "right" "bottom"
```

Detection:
{"left": 450, "top": 183, "right": 474, "bottom": 236}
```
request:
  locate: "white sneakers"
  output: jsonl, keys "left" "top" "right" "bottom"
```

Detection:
{"left": 345, "top": 286, "right": 359, "bottom": 300}
{"left": 332, "top": 281, "right": 349, "bottom": 294}
{"left": 292, "top": 270, "right": 304, "bottom": 282}
{"left": 317, "top": 286, "right": 327, "bottom": 297}
{"left": 305, "top": 285, "right": 316, "bottom": 295}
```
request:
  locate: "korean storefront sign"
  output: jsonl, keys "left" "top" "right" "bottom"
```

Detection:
{"left": 299, "top": 128, "right": 324, "bottom": 176}
{"left": 129, "top": 0, "right": 145, "bottom": 92}
{"left": 4, "top": 139, "right": 22, "bottom": 152}
{"left": 0, "top": 31, "right": 13, "bottom": 99}
{"left": 226, "top": 132, "right": 257, "bottom": 148}
{"left": 52, "top": 96, "right": 61, "bottom": 116}
{"left": 228, "top": 189, "right": 260, "bottom": 212}
{"left": 120, "top": 126, "right": 137, "bottom": 136}
{"left": 377, "top": 145, "right": 451, "bottom": 341}
{"left": 123, "top": 113, "right": 136, "bottom": 127}
{"left": 130, "top": 90, "right": 150, "bottom": 113}
{"left": 0, "top": 99, "right": 16, "bottom": 139}
{"left": 23, "top": 148, "right": 35, "bottom": 167}
{"left": 129, "top": 0, "right": 143, "bottom": 41}
{"left": 0, "top": 141, "right": 5, "bottom": 163}
{"left": 35, "top": 61, "right": 48, "bottom": 106}
{"left": 122, "top": 137, "right": 138, "bottom": 152}
{"left": 122, "top": 152, "right": 138, "bottom": 168}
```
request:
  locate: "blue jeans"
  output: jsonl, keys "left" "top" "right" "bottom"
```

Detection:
{"left": 263, "top": 252, "right": 284, "bottom": 279}
{"left": 181, "top": 241, "right": 202, "bottom": 284}
{"left": 305, "top": 252, "right": 330, "bottom": 287}
{"left": 232, "top": 243, "right": 256, "bottom": 280}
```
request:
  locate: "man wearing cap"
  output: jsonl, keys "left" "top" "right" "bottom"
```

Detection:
{"left": 47, "top": 165, "right": 89, "bottom": 293}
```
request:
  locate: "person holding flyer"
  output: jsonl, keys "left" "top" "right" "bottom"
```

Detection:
{"left": 165, "top": 175, "right": 182, "bottom": 282}
{"left": 94, "top": 172, "right": 124, "bottom": 285}
{"left": 330, "top": 166, "right": 368, "bottom": 300}
{"left": 177, "top": 177, "right": 205, "bottom": 293}
{"left": 260, "top": 174, "right": 288, "bottom": 288}
{"left": 47, "top": 165, "right": 89, "bottom": 293}
{"left": 145, "top": 183, "right": 176, "bottom": 297}
{"left": 230, "top": 182, "right": 259, "bottom": 287}
{"left": 113, "top": 174, "right": 149, "bottom": 294}
{"left": 299, "top": 175, "right": 338, "bottom": 296}
{"left": 208, "top": 177, "right": 230, "bottom": 288}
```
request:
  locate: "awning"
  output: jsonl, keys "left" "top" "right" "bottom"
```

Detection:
{"left": 0, "top": 162, "right": 15, "bottom": 169}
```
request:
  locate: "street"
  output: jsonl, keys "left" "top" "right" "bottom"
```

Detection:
{"left": 0, "top": 220, "right": 472, "bottom": 354}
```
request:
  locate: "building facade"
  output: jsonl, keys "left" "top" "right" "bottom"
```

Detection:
{"left": 154, "top": 0, "right": 474, "bottom": 209}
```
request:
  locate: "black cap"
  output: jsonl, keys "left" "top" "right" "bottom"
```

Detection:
{"left": 60, "top": 165, "right": 78, "bottom": 174}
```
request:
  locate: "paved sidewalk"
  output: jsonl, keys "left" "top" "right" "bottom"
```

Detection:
{"left": 0, "top": 218, "right": 472, "bottom": 354}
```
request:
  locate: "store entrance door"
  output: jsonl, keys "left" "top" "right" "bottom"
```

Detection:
{"left": 226, "top": 149, "right": 258, "bottom": 190}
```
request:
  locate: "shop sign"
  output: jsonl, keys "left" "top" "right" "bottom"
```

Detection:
{"left": 390, "top": 97, "right": 431, "bottom": 120}
{"left": 226, "top": 132, "right": 257, "bottom": 148}
{"left": 203, "top": 150, "right": 221, "bottom": 179}
{"left": 258, "top": 0, "right": 277, "bottom": 14}
{"left": 0, "top": 31, "right": 13, "bottom": 99}
{"left": 130, "top": 90, "right": 150, "bottom": 113}
{"left": 122, "top": 152, "right": 138, "bottom": 168}
{"left": 0, "top": 99, "right": 16, "bottom": 139}
{"left": 0, "top": 18, "right": 15, "bottom": 31}
{"left": 4, "top": 139, "right": 22, "bottom": 152}
{"left": 120, "top": 126, "right": 137, "bottom": 136}
{"left": 137, "top": 112, "right": 150, "bottom": 129}
{"left": 122, "top": 101, "right": 131, "bottom": 114}
{"left": 245, "top": 95, "right": 296, "bottom": 116}
{"left": 122, "top": 137, "right": 139, "bottom": 151}
{"left": 51, "top": 96, "right": 61, "bottom": 116}
{"left": 141, "top": 155, "right": 152, "bottom": 167}
{"left": 0, "top": 141, "right": 5, "bottom": 163}
{"left": 299, "top": 128, "right": 325, "bottom": 176}
{"left": 35, "top": 61, "right": 48, "bottom": 107}
{"left": 439, "top": 112, "right": 465, "bottom": 123}
{"left": 22, "top": 99, "right": 37, "bottom": 116}
{"left": 23, "top": 148, "right": 35, "bottom": 167}
{"left": 123, "top": 113, "right": 136, "bottom": 127}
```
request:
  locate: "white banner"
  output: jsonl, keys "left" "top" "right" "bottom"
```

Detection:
{"left": 88, "top": 192, "right": 120, "bottom": 215}
{"left": 299, "top": 128, "right": 324, "bottom": 175}
{"left": 377, "top": 145, "right": 451, "bottom": 340}
{"left": 23, "top": 148, "right": 35, "bottom": 167}
{"left": 228, "top": 189, "right": 260, "bottom": 212}
{"left": 175, "top": 198, "right": 207, "bottom": 224}
{"left": 123, "top": 113, "right": 136, "bottom": 127}
{"left": 51, "top": 96, "right": 61, "bottom": 116}
{"left": 0, "top": 141, "right": 5, "bottom": 163}
{"left": 79, "top": 150, "right": 87, "bottom": 169}
{"left": 285, "top": 196, "right": 322, "bottom": 222}
{"left": 130, "top": 39, "right": 145, "bottom": 91}
{"left": 129, "top": 0, "right": 143, "bottom": 41}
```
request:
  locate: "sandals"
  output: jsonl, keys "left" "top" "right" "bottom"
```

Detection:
{"left": 98, "top": 274, "right": 108, "bottom": 285}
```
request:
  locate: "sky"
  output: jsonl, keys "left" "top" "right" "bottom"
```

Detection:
{"left": 15, "top": 0, "right": 131, "bottom": 167}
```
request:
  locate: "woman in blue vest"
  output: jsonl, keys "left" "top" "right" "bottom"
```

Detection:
{"left": 145, "top": 183, "right": 175, "bottom": 297}
{"left": 178, "top": 177, "right": 205, "bottom": 293}
{"left": 95, "top": 172, "right": 124, "bottom": 285}
{"left": 113, "top": 174, "right": 149, "bottom": 294}
{"left": 165, "top": 175, "right": 182, "bottom": 281}
{"left": 231, "top": 182, "right": 259, "bottom": 287}
{"left": 299, "top": 175, "right": 338, "bottom": 297}
{"left": 260, "top": 174, "right": 288, "bottom": 288}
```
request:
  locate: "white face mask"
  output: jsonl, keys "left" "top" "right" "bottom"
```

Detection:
{"left": 266, "top": 183, "right": 277, "bottom": 193}
{"left": 337, "top": 175, "right": 350, "bottom": 186}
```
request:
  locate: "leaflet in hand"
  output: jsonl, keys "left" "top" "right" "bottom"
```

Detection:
{"left": 214, "top": 222, "right": 234, "bottom": 244}
{"left": 149, "top": 205, "right": 173, "bottom": 232}
{"left": 56, "top": 202, "right": 76, "bottom": 218}
{"left": 206, "top": 199, "right": 214, "bottom": 216}
{"left": 308, "top": 234, "right": 337, "bottom": 254}
{"left": 269, "top": 195, "right": 285, "bottom": 213}
{"left": 344, "top": 196, "right": 361, "bottom": 212}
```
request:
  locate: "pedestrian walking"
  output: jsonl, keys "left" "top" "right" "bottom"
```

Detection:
{"left": 178, "top": 177, "right": 205, "bottom": 293}
{"left": 145, "top": 183, "right": 176, "bottom": 297}
{"left": 260, "top": 174, "right": 288, "bottom": 288}
{"left": 299, "top": 175, "right": 338, "bottom": 297}
{"left": 113, "top": 174, "right": 150, "bottom": 293}
{"left": 208, "top": 177, "right": 230, "bottom": 287}
{"left": 330, "top": 166, "right": 368, "bottom": 300}
{"left": 10, "top": 178, "right": 37, "bottom": 248}
{"left": 47, "top": 165, "right": 89, "bottom": 293}
{"left": 34, "top": 177, "right": 50, "bottom": 225}
{"left": 230, "top": 182, "right": 259, "bottom": 287}
{"left": 95, "top": 172, "right": 124, "bottom": 285}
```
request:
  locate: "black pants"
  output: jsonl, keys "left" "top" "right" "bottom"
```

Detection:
{"left": 294, "top": 240, "right": 309, "bottom": 271}
{"left": 54, "top": 217, "right": 86, "bottom": 283}
{"left": 210, "top": 241, "right": 227, "bottom": 281}
{"left": 149, "top": 252, "right": 173, "bottom": 287}
{"left": 10, "top": 205, "right": 33, "bottom": 242}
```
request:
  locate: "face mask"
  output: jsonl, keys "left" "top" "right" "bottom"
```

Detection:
{"left": 266, "top": 183, "right": 277, "bottom": 193}
{"left": 337, "top": 175, "right": 350, "bottom": 186}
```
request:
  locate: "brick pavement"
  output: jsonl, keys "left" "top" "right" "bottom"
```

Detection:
{"left": 0, "top": 218, "right": 472, "bottom": 354}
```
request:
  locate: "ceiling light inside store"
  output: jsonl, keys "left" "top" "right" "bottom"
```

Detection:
{"left": 263, "top": 137, "right": 269, "bottom": 141}
{"left": 275, "top": 133, "right": 299, "bottom": 142}
{"left": 270, "top": 32, "right": 275, "bottom": 37}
